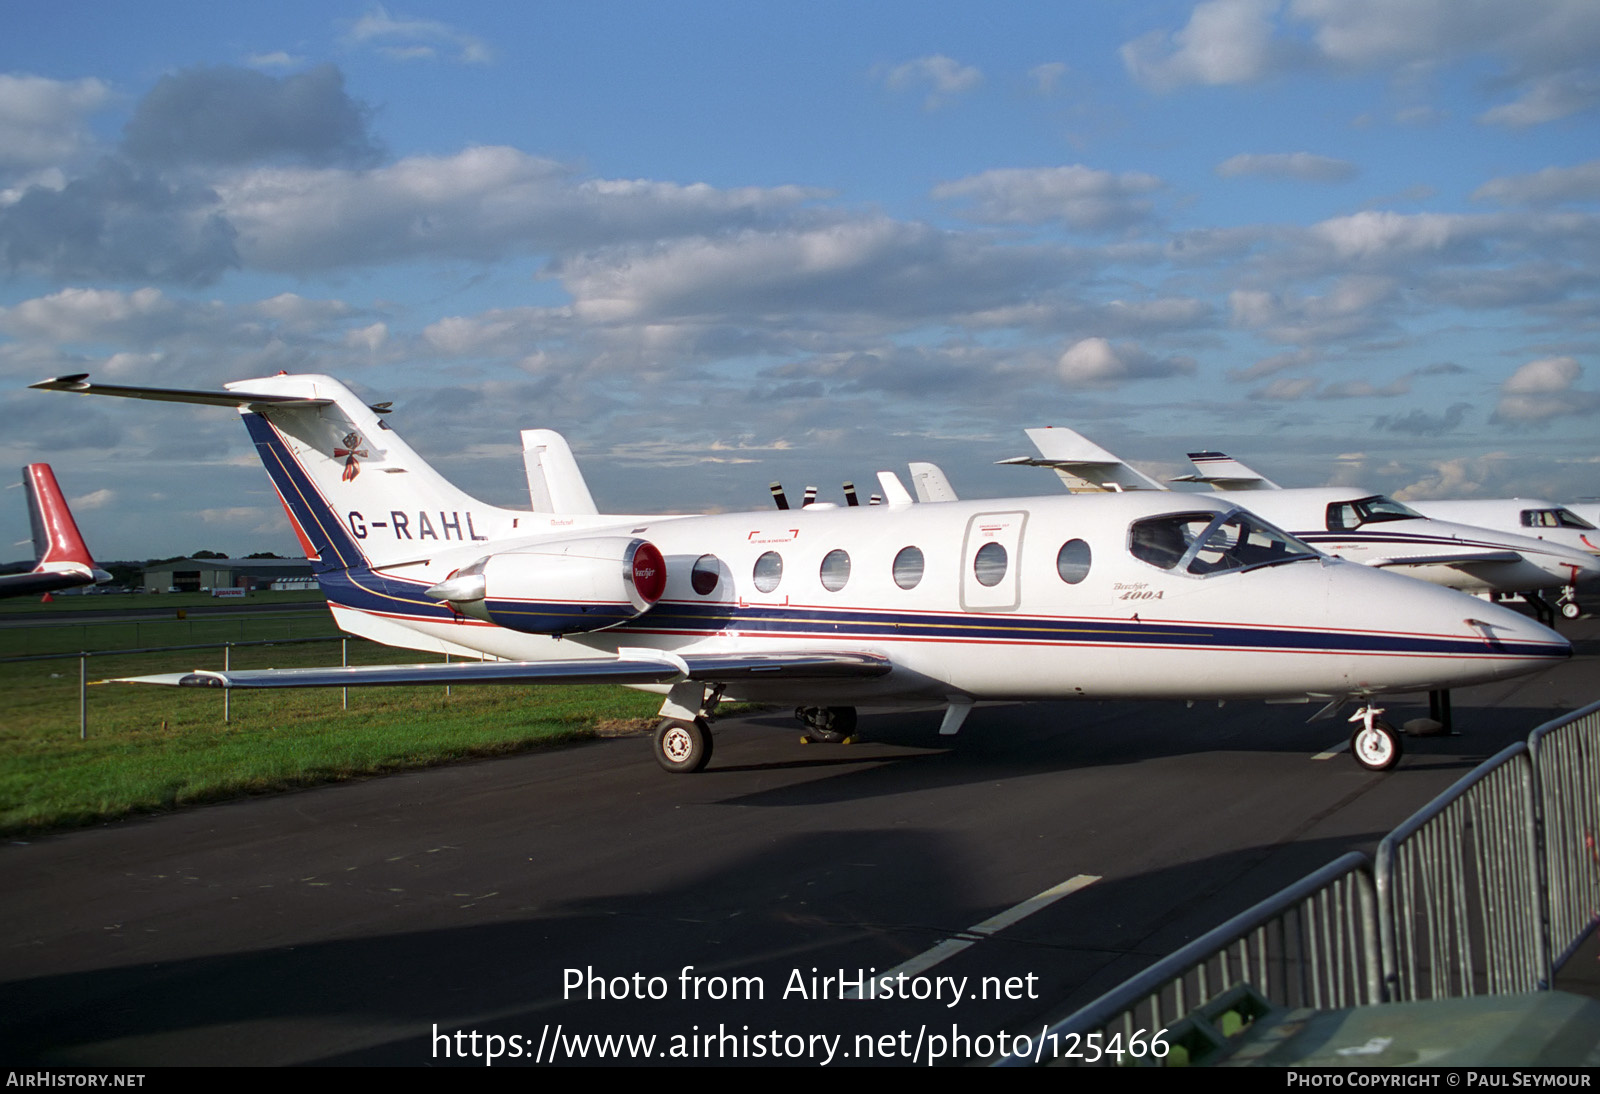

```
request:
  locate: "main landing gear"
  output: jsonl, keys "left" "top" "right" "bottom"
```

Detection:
{"left": 796, "top": 705, "right": 858, "bottom": 745}
{"left": 1349, "top": 705, "right": 1402, "bottom": 772}
{"left": 652, "top": 681, "right": 723, "bottom": 773}
{"left": 654, "top": 717, "right": 713, "bottom": 773}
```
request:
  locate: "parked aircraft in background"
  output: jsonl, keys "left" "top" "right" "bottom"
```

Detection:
{"left": 1169, "top": 449, "right": 1599, "bottom": 619}
{"left": 0, "top": 464, "right": 110, "bottom": 598}
{"left": 33, "top": 373, "right": 1572, "bottom": 773}
{"left": 1003, "top": 428, "right": 1600, "bottom": 623}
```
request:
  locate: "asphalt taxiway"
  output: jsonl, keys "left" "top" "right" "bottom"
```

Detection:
{"left": 3, "top": 620, "right": 1595, "bottom": 1066}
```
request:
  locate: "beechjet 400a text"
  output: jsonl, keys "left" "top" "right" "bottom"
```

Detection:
{"left": 34, "top": 373, "right": 1571, "bottom": 773}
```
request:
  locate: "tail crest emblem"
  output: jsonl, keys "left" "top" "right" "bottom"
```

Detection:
{"left": 334, "top": 432, "right": 369, "bottom": 482}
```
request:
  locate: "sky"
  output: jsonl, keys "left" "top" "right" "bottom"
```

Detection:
{"left": 2, "top": 0, "right": 1598, "bottom": 560}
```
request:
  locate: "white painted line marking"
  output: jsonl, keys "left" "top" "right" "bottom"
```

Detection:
{"left": 1312, "top": 739, "right": 1350, "bottom": 761}
{"left": 845, "top": 873, "right": 1100, "bottom": 998}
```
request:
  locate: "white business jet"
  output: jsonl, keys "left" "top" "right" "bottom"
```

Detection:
{"left": 0, "top": 464, "right": 111, "bottom": 598}
{"left": 1169, "top": 449, "right": 1600, "bottom": 619}
{"left": 33, "top": 374, "right": 1571, "bottom": 773}
{"left": 1004, "top": 429, "right": 1600, "bottom": 621}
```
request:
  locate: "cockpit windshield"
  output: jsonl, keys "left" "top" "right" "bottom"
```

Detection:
{"left": 1325, "top": 495, "right": 1423, "bottom": 531}
{"left": 1522, "top": 507, "right": 1596, "bottom": 530}
{"left": 1129, "top": 509, "right": 1320, "bottom": 576}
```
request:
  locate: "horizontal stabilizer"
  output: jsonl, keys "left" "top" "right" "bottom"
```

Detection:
{"left": 30, "top": 374, "right": 331, "bottom": 410}
{"left": 997, "top": 426, "right": 1165, "bottom": 493}
{"left": 104, "top": 650, "right": 893, "bottom": 689}
{"left": 1171, "top": 451, "right": 1280, "bottom": 490}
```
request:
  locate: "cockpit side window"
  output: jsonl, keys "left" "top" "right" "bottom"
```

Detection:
{"left": 1131, "top": 510, "right": 1318, "bottom": 576}
{"left": 1326, "top": 494, "right": 1422, "bottom": 531}
{"left": 1522, "top": 508, "right": 1596, "bottom": 530}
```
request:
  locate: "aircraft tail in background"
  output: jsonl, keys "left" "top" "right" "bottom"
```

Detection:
{"left": 0, "top": 463, "right": 110, "bottom": 598}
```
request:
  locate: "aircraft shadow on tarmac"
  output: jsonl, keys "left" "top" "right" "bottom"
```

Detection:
{"left": 700, "top": 697, "right": 1556, "bottom": 809}
{"left": 0, "top": 829, "right": 1386, "bottom": 1067}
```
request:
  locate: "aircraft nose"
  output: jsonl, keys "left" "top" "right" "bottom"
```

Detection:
{"left": 1458, "top": 597, "right": 1571, "bottom": 665}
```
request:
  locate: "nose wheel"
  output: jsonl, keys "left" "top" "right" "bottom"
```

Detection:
{"left": 1349, "top": 706, "right": 1402, "bottom": 772}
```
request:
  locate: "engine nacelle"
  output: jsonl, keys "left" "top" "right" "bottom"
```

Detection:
{"left": 427, "top": 536, "right": 666, "bottom": 634}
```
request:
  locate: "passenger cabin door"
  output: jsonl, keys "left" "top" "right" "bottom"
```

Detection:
{"left": 961, "top": 511, "right": 1027, "bottom": 612}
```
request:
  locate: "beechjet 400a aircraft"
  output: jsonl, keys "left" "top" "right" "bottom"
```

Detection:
{"left": 34, "top": 373, "right": 1572, "bottom": 773}
{"left": 1003, "top": 428, "right": 1600, "bottom": 625}
{"left": 0, "top": 464, "right": 111, "bottom": 598}
{"left": 1165, "top": 450, "right": 1600, "bottom": 620}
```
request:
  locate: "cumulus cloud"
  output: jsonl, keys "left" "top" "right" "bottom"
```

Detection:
{"left": 1126, "top": 0, "right": 1600, "bottom": 125}
{"left": 1474, "top": 161, "right": 1600, "bottom": 205}
{"left": 1121, "top": 0, "right": 1281, "bottom": 91}
{"left": 219, "top": 146, "right": 824, "bottom": 272}
{"left": 344, "top": 5, "right": 492, "bottom": 65}
{"left": 68, "top": 488, "right": 114, "bottom": 510}
{"left": 932, "top": 166, "right": 1163, "bottom": 229}
{"left": 0, "top": 74, "right": 110, "bottom": 177}
{"left": 1216, "top": 152, "right": 1357, "bottom": 182}
{"left": 1480, "top": 70, "right": 1600, "bottom": 126}
{"left": 1227, "top": 276, "right": 1397, "bottom": 344}
{"left": 1492, "top": 355, "right": 1600, "bottom": 422}
{"left": 0, "top": 160, "right": 238, "bottom": 285}
{"left": 122, "top": 64, "right": 381, "bottom": 168}
{"left": 555, "top": 218, "right": 1063, "bottom": 324}
{"left": 880, "top": 55, "right": 983, "bottom": 109}
{"left": 1250, "top": 375, "right": 1319, "bottom": 400}
{"left": 1028, "top": 62, "right": 1068, "bottom": 95}
{"left": 1055, "top": 337, "right": 1195, "bottom": 387}
{"left": 1309, "top": 210, "right": 1471, "bottom": 260}
{"left": 1377, "top": 402, "right": 1472, "bottom": 435}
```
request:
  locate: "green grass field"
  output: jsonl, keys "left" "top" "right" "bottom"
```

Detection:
{"left": 0, "top": 598, "right": 663, "bottom": 834}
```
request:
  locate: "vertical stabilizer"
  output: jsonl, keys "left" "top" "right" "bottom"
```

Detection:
{"left": 522, "top": 429, "right": 599, "bottom": 515}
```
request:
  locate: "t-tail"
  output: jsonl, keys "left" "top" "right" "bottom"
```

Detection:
{"left": 28, "top": 374, "right": 635, "bottom": 646}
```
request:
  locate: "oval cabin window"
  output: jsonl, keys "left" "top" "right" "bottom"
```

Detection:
{"left": 752, "top": 551, "right": 783, "bottom": 593}
{"left": 1056, "top": 539, "right": 1091, "bottom": 584}
{"left": 973, "top": 541, "right": 1007, "bottom": 587}
{"left": 819, "top": 549, "right": 851, "bottom": 592}
{"left": 892, "top": 546, "right": 924, "bottom": 590}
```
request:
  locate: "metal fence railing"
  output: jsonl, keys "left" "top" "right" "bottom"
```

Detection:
{"left": 1529, "top": 700, "right": 1600, "bottom": 969}
{"left": 1375, "top": 743, "right": 1546, "bottom": 1001}
{"left": 0, "top": 636, "right": 351, "bottom": 739}
{"left": 996, "top": 853, "right": 1378, "bottom": 1066}
{"left": 1001, "top": 700, "right": 1600, "bottom": 1066}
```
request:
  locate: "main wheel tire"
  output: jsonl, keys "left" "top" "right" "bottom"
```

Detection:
{"left": 654, "top": 717, "right": 713, "bottom": 773}
{"left": 1561, "top": 601, "right": 1582, "bottom": 620}
{"left": 1350, "top": 718, "right": 1402, "bottom": 772}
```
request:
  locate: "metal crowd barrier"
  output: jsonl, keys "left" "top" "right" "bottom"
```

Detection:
{"left": 996, "top": 853, "right": 1378, "bottom": 1066}
{"left": 1530, "top": 700, "right": 1600, "bottom": 969}
{"left": 1001, "top": 700, "right": 1600, "bottom": 1066}
{"left": 1375, "top": 742, "right": 1546, "bottom": 1000}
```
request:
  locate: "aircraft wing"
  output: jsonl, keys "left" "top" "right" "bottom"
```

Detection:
{"left": 1366, "top": 550, "right": 1525, "bottom": 569}
{"left": 103, "top": 649, "right": 893, "bottom": 689}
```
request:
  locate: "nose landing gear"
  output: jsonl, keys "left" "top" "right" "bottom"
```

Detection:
{"left": 1349, "top": 705, "right": 1402, "bottom": 772}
